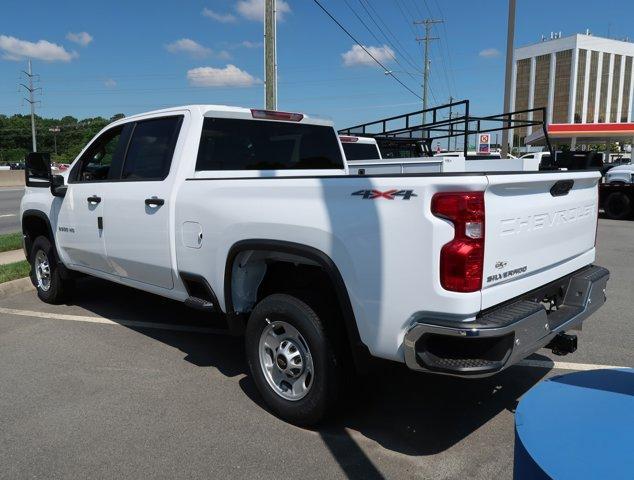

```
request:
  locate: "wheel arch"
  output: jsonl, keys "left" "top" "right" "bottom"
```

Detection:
{"left": 21, "top": 209, "right": 56, "bottom": 262}
{"left": 224, "top": 239, "right": 370, "bottom": 371}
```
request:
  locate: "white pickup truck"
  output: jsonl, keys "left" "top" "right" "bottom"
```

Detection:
{"left": 21, "top": 105, "right": 609, "bottom": 425}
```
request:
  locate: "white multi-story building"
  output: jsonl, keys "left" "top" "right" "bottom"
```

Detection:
{"left": 512, "top": 33, "right": 634, "bottom": 142}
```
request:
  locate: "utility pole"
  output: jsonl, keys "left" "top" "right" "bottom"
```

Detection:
{"left": 19, "top": 59, "right": 41, "bottom": 152}
{"left": 264, "top": 0, "right": 277, "bottom": 110}
{"left": 448, "top": 95, "right": 453, "bottom": 151}
{"left": 415, "top": 19, "right": 442, "bottom": 126}
{"left": 501, "top": 0, "right": 516, "bottom": 158}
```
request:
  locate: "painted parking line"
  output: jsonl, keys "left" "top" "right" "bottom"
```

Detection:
{"left": 517, "top": 358, "right": 628, "bottom": 371}
{"left": 0, "top": 214, "right": 17, "bottom": 218}
{"left": 0, "top": 307, "right": 223, "bottom": 334}
{"left": 0, "top": 306, "right": 629, "bottom": 372}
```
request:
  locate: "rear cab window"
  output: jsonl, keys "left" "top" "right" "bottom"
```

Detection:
{"left": 195, "top": 117, "right": 344, "bottom": 171}
{"left": 341, "top": 143, "right": 381, "bottom": 161}
{"left": 122, "top": 116, "right": 183, "bottom": 180}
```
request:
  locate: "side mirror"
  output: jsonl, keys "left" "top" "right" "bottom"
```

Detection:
{"left": 25, "top": 152, "right": 51, "bottom": 188}
{"left": 51, "top": 174, "right": 67, "bottom": 197}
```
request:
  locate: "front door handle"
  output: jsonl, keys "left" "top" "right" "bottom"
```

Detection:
{"left": 87, "top": 195, "right": 101, "bottom": 205}
{"left": 145, "top": 197, "right": 165, "bottom": 207}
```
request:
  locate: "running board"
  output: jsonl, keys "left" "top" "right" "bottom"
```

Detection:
{"left": 184, "top": 296, "right": 216, "bottom": 312}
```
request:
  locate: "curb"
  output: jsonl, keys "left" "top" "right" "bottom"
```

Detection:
{"left": 0, "top": 249, "right": 26, "bottom": 266}
{"left": 0, "top": 277, "right": 34, "bottom": 298}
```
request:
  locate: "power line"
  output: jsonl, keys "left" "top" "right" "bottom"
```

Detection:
{"left": 392, "top": 0, "right": 418, "bottom": 37}
{"left": 357, "top": 0, "right": 421, "bottom": 72}
{"left": 341, "top": 0, "right": 420, "bottom": 84}
{"left": 312, "top": 0, "right": 422, "bottom": 100}
{"left": 432, "top": 0, "right": 457, "bottom": 96}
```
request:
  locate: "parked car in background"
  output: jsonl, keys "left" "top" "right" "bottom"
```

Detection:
{"left": 604, "top": 163, "right": 634, "bottom": 185}
{"left": 519, "top": 151, "right": 552, "bottom": 170}
{"left": 339, "top": 135, "right": 382, "bottom": 160}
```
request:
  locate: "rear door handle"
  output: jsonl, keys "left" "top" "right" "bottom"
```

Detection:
{"left": 145, "top": 197, "right": 165, "bottom": 207}
{"left": 87, "top": 195, "right": 101, "bottom": 204}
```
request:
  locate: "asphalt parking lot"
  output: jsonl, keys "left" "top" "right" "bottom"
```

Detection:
{"left": 0, "top": 219, "right": 632, "bottom": 479}
{"left": 0, "top": 187, "right": 23, "bottom": 235}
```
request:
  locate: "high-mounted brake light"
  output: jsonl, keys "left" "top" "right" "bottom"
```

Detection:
{"left": 250, "top": 109, "right": 304, "bottom": 122}
{"left": 432, "top": 191, "right": 485, "bottom": 293}
{"left": 339, "top": 136, "right": 359, "bottom": 143}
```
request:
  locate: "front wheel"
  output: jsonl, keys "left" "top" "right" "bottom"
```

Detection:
{"left": 245, "top": 294, "right": 341, "bottom": 426}
{"left": 29, "top": 236, "right": 72, "bottom": 304}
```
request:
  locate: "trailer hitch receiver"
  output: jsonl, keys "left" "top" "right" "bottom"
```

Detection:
{"left": 547, "top": 333, "right": 578, "bottom": 356}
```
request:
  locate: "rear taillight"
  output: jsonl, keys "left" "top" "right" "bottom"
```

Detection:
{"left": 431, "top": 191, "right": 485, "bottom": 293}
{"left": 250, "top": 109, "right": 303, "bottom": 122}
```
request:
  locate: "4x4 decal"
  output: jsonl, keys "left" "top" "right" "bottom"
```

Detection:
{"left": 352, "top": 189, "right": 417, "bottom": 200}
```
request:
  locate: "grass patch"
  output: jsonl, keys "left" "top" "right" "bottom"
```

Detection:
{"left": 0, "top": 232, "right": 22, "bottom": 253}
{"left": 0, "top": 260, "right": 30, "bottom": 284}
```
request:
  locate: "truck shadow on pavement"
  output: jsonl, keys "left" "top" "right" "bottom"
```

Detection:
{"left": 63, "top": 277, "right": 549, "bottom": 474}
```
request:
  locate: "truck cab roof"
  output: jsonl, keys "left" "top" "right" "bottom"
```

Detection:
{"left": 111, "top": 105, "right": 334, "bottom": 127}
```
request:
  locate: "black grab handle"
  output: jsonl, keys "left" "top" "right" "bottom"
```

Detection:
{"left": 87, "top": 195, "right": 101, "bottom": 204}
{"left": 145, "top": 197, "right": 165, "bottom": 207}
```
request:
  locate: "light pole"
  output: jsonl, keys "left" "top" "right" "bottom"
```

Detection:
{"left": 49, "top": 127, "right": 60, "bottom": 156}
{"left": 501, "top": 0, "right": 516, "bottom": 158}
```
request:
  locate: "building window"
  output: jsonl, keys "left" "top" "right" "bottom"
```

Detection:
{"left": 574, "top": 50, "right": 587, "bottom": 123}
{"left": 533, "top": 54, "right": 551, "bottom": 125}
{"left": 598, "top": 52, "right": 611, "bottom": 123}
{"left": 586, "top": 51, "right": 599, "bottom": 123}
{"left": 610, "top": 55, "right": 622, "bottom": 122}
{"left": 514, "top": 58, "right": 531, "bottom": 138}
{"left": 621, "top": 56, "right": 632, "bottom": 122}
{"left": 553, "top": 50, "right": 572, "bottom": 123}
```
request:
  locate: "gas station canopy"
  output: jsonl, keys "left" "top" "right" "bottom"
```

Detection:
{"left": 526, "top": 122, "right": 634, "bottom": 146}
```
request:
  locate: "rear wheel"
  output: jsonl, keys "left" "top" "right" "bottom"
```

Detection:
{"left": 245, "top": 294, "right": 341, "bottom": 426}
{"left": 29, "top": 236, "right": 72, "bottom": 304}
{"left": 604, "top": 191, "right": 632, "bottom": 220}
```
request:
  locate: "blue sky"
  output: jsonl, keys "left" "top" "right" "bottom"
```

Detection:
{"left": 1, "top": 0, "right": 633, "bottom": 129}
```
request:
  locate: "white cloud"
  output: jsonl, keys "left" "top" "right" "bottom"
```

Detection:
{"left": 187, "top": 64, "right": 261, "bottom": 87}
{"left": 216, "top": 50, "right": 232, "bottom": 60}
{"left": 0, "top": 35, "right": 77, "bottom": 62}
{"left": 236, "top": 0, "right": 291, "bottom": 22}
{"left": 202, "top": 7, "right": 236, "bottom": 23}
{"left": 240, "top": 40, "right": 263, "bottom": 49}
{"left": 66, "top": 31, "right": 93, "bottom": 47}
{"left": 104, "top": 78, "right": 116, "bottom": 88}
{"left": 479, "top": 48, "right": 501, "bottom": 58}
{"left": 166, "top": 38, "right": 212, "bottom": 58}
{"left": 342, "top": 44, "right": 395, "bottom": 67}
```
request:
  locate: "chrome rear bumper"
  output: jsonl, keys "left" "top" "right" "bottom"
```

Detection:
{"left": 403, "top": 265, "right": 609, "bottom": 377}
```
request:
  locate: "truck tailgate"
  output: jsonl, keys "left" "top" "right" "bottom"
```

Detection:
{"left": 482, "top": 171, "right": 600, "bottom": 309}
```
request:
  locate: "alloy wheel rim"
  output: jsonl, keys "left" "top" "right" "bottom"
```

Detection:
{"left": 34, "top": 250, "right": 51, "bottom": 292}
{"left": 258, "top": 319, "right": 314, "bottom": 401}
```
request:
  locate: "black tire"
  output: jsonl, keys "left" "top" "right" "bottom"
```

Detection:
{"left": 604, "top": 191, "right": 632, "bottom": 220}
{"left": 245, "top": 294, "right": 341, "bottom": 426}
{"left": 29, "top": 235, "right": 72, "bottom": 304}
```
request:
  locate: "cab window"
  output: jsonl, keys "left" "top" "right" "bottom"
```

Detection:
{"left": 72, "top": 126, "right": 126, "bottom": 182}
{"left": 121, "top": 116, "right": 183, "bottom": 180}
